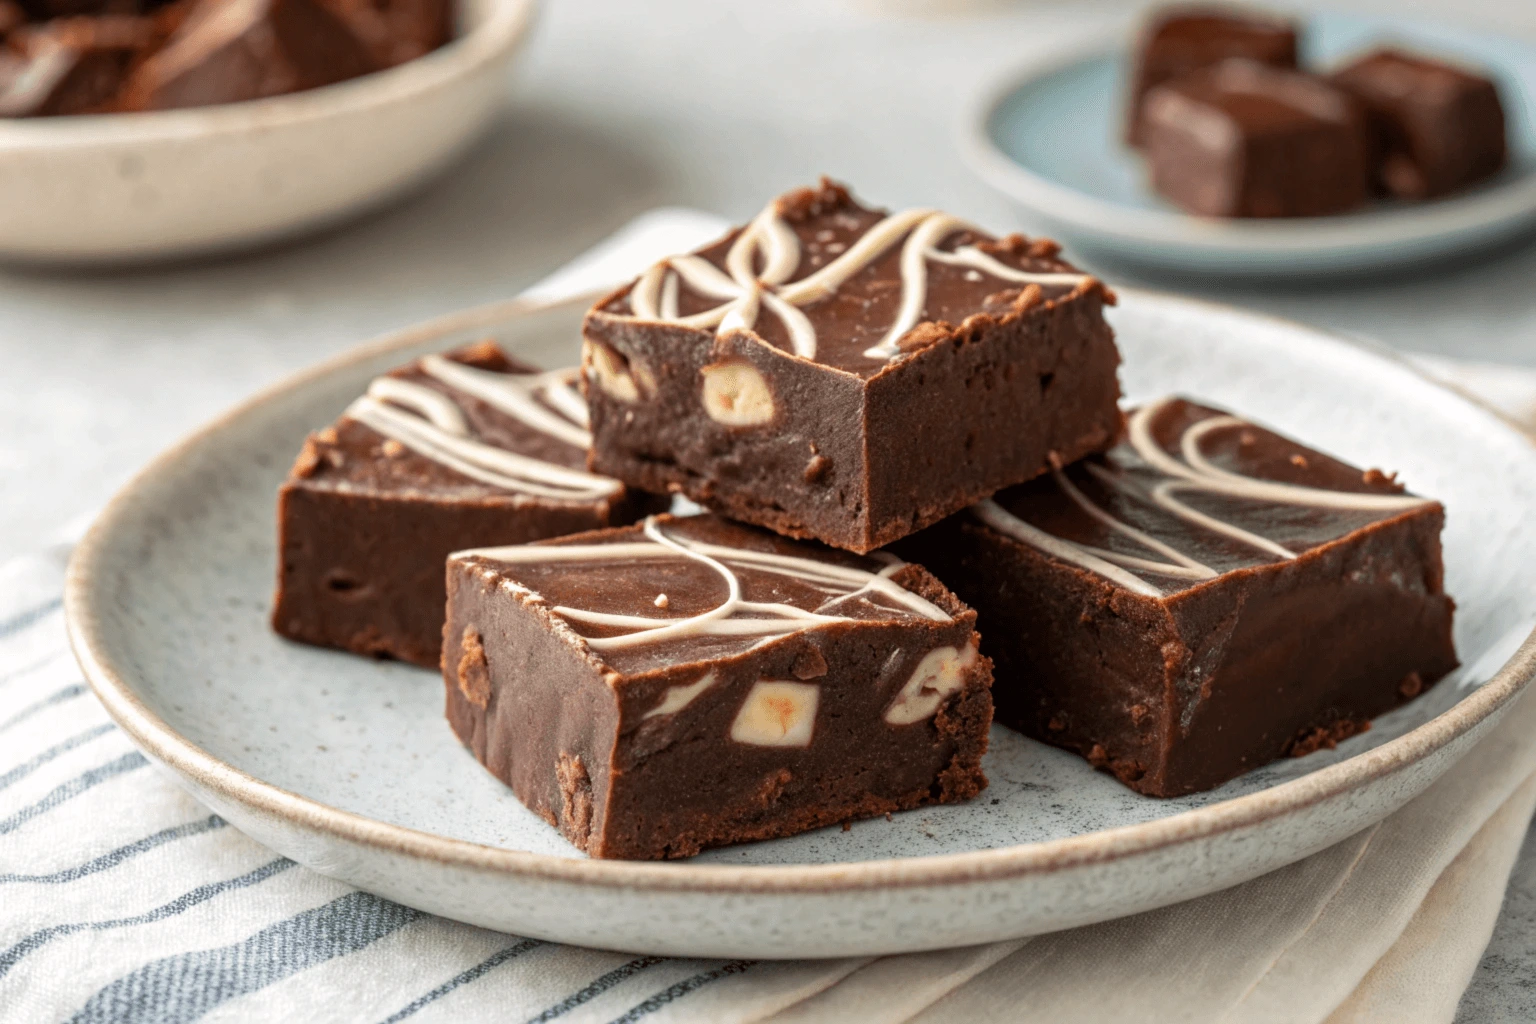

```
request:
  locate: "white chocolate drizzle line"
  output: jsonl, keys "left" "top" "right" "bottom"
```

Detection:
{"left": 457, "top": 517, "right": 949, "bottom": 651}
{"left": 345, "top": 374, "right": 621, "bottom": 502}
{"left": 419, "top": 356, "right": 591, "bottom": 449}
{"left": 976, "top": 397, "right": 1432, "bottom": 594}
{"left": 621, "top": 201, "right": 1090, "bottom": 364}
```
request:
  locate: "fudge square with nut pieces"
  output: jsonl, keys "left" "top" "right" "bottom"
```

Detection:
{"left": 443, "top": 513, "right": 993, "bottom": 860}
{"left": 898, "top": 397, "right": 1457, "bottom": 798}
{"left": 1330, "top": 48, "right": 1508, "bottom": 201}
{"left": 1140, "top": 60, "right": 1372, "bottom": 218}
{"left": 1126, "top": 4, "right": 1300, "bottom": 145}
{"left": 271, "top": 341, "right": 661, "bottom": 669}
{"left": 580, "top": 179, "right": 1123, "bottom": 555}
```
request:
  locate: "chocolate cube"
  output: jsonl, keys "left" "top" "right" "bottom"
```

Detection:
{"left": 1331, "top": 48, "right": 1508, "bottom": 200}
{"left": 1140, "top": 60, "right": 1372, "bottom": 217}
{"left": 581, "top": 179, "right": 1123, "bottom": 554}
{"left": 1127, "top": 5, "right": 1299, "bottom": 145}
{"left": 443, "top": 513, "right": 993, "bottom": 859}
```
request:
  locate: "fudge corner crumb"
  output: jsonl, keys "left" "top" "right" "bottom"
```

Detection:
{"left": 454, "top": 338, "right": 504, "bottom": 366}
{"left": 556, "top": 753, "right": 595, "bottom": 851}
{"left": 456, "top": 627, "right": 491, "bottom": 709}
{"left": 1363, "top": 467, "right": 1405, "bottom": 492}
{"left": 291, "top": 439, "right": 323, "bottom": 479}
{"left": 774, "top": 176, "right": 853, "bottom": 222}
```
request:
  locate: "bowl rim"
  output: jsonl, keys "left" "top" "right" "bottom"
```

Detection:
{"left": 0, "top": 0, "right": 537, "bottom": 150}
{"left": 958, "top": 43, "right": 1536, "bottom": 256}
{"left": 63, "top": 288, "right": 1536, "bottom": 895}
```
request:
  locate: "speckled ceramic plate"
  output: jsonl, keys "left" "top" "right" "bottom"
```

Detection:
{"left": 65, "top": 291, "right": 1536, "bottom": 958}
{"left": 962, "top": 12, "right": 1536, "bottom": 276}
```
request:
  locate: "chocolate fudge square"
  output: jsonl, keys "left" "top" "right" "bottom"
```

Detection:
{"left": 1141, "top": 60, "right": 1371, "bottom": 218}
{"left": 581, "top": 179, "right": 1122, "bottom": 555}
{"left": 443, "top": 513, "right": 993, "bottom": 860}
{"left": 1127, "top": 5, "right": 1299, "bottom": 146}
{"left": 272, "top": 341, "right": 661, "bottom": 668}
{"left": 1331, "top": 48, "right": 1508, "bottom": 200}
{"left": 899, "top": 397, "right": 1457, "bottom": 798}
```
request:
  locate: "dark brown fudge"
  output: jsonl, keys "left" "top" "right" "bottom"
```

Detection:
{"left": 1331, "top": 48, "right": 1508, "bottom": 201}
{"left": 321, "top": 0, "right": 450, "bottom": 68}
{"left": 443, "top": 513, "right": 993, "bottom": 860}
{"left": 0, "top": 0, "right": 449, "bottom": 116}
{"left": 1127, "top": 5, "right": 1299, "bottom": 146}
{"left": 581, "top": 179, "right": 1123, "bottom": 555}
{"left": 0, "top": 15, "right": 157, "bottom": 116}
{"left": 272, "top": 341, "right": 662, "bottom": 668}
{"left": 1141, "top": 60, "right": 1371, "bottom": 218}
{"left": 898, "top": 397, "right": 1457, "bottom": 798}
{"left": 121, "top": 0, "right": 374, "bottom": 110}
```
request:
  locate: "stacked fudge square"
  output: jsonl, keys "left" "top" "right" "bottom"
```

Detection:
{"left": 273, "top": 179, "right": 1457, "bottom": 859}
{"left": 1125, "top": 5, "right": 1508, "bottom": 217}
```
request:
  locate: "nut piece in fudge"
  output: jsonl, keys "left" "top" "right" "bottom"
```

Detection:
{"left": 580, "top": 179, "right": 1123, "bottom": 554}
{"left": 1127, "top": 5, "right": 1300, "bottom": 146}
{"left": 443, "top": 513, "right": 993, "bottom": 860}
{"left": 271, "top": 341, "right": 663, "bottom": 669}
{"left": 1330, "top": 48, "right": 1507, "bottom": 201}
{"left": 1140, "top": 60, "right": 1371, "bottom": 218}
{"left": 898, "top": 397, "right": 1457, "bottom": 798}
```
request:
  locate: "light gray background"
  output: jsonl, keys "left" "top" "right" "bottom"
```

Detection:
{"left": 3, "top": 0, "right": 1534, "bottom": 1016}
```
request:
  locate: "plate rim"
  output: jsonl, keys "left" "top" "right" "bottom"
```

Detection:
{"left": 959, "top": 42, "right": 1536, "bottom": 256}
{"left": 63, "top": 289, "right": 1536, "bottom": 894}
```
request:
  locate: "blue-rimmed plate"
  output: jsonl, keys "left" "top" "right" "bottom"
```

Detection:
{"left": 962, "top": 13, "right": 1536, "bottom": 277}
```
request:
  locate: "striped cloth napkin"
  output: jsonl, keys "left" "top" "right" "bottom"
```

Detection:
{"left": 6, "top": 211, "right": 1536, "bottom": 1023}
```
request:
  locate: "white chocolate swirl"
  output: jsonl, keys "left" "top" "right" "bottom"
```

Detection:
{"left": 458, "top": 517, "right": 949, "bottom": 652}
{"left": 977, "top": 397, "right": 1433, "bottom": 597}
{"left": 620, "top": 198, "right": 1090, "bottom": 364}
{"left": 343, "top": 360, "right": 621, "bottom": 503}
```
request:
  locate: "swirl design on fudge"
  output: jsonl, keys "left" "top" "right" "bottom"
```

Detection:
{"left": 345, "top": 361, "right": 622, "bottom": 502}
{"left": 974, "top": 396, "right": 1432, "bottom": 598}
{"left": 458, "top": 517, "right": 949, "bottom": 651}
{"left": 621, "top": 200, "right": 1090, "bottom": 362}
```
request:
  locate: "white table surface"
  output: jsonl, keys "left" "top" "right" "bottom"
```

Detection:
{"left": 3, "top": 0, "right": 1534, "bottom": 1018}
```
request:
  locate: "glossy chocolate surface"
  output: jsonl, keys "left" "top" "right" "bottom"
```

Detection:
{"left": 598, "top": 181, "right": 1090, "bottom": 379}
{"left": 455, "top": 513, "right": 953, "bottom": 676}
{"left": 992, "top": 397, "right": 1418, "bottom": 592}
{"left": 297, "top": 342, "right": 591, "bottom": 501}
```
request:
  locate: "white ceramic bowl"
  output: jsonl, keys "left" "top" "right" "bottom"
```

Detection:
{"left": 0, "top": 0, "right": 535, "bottom": 264}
